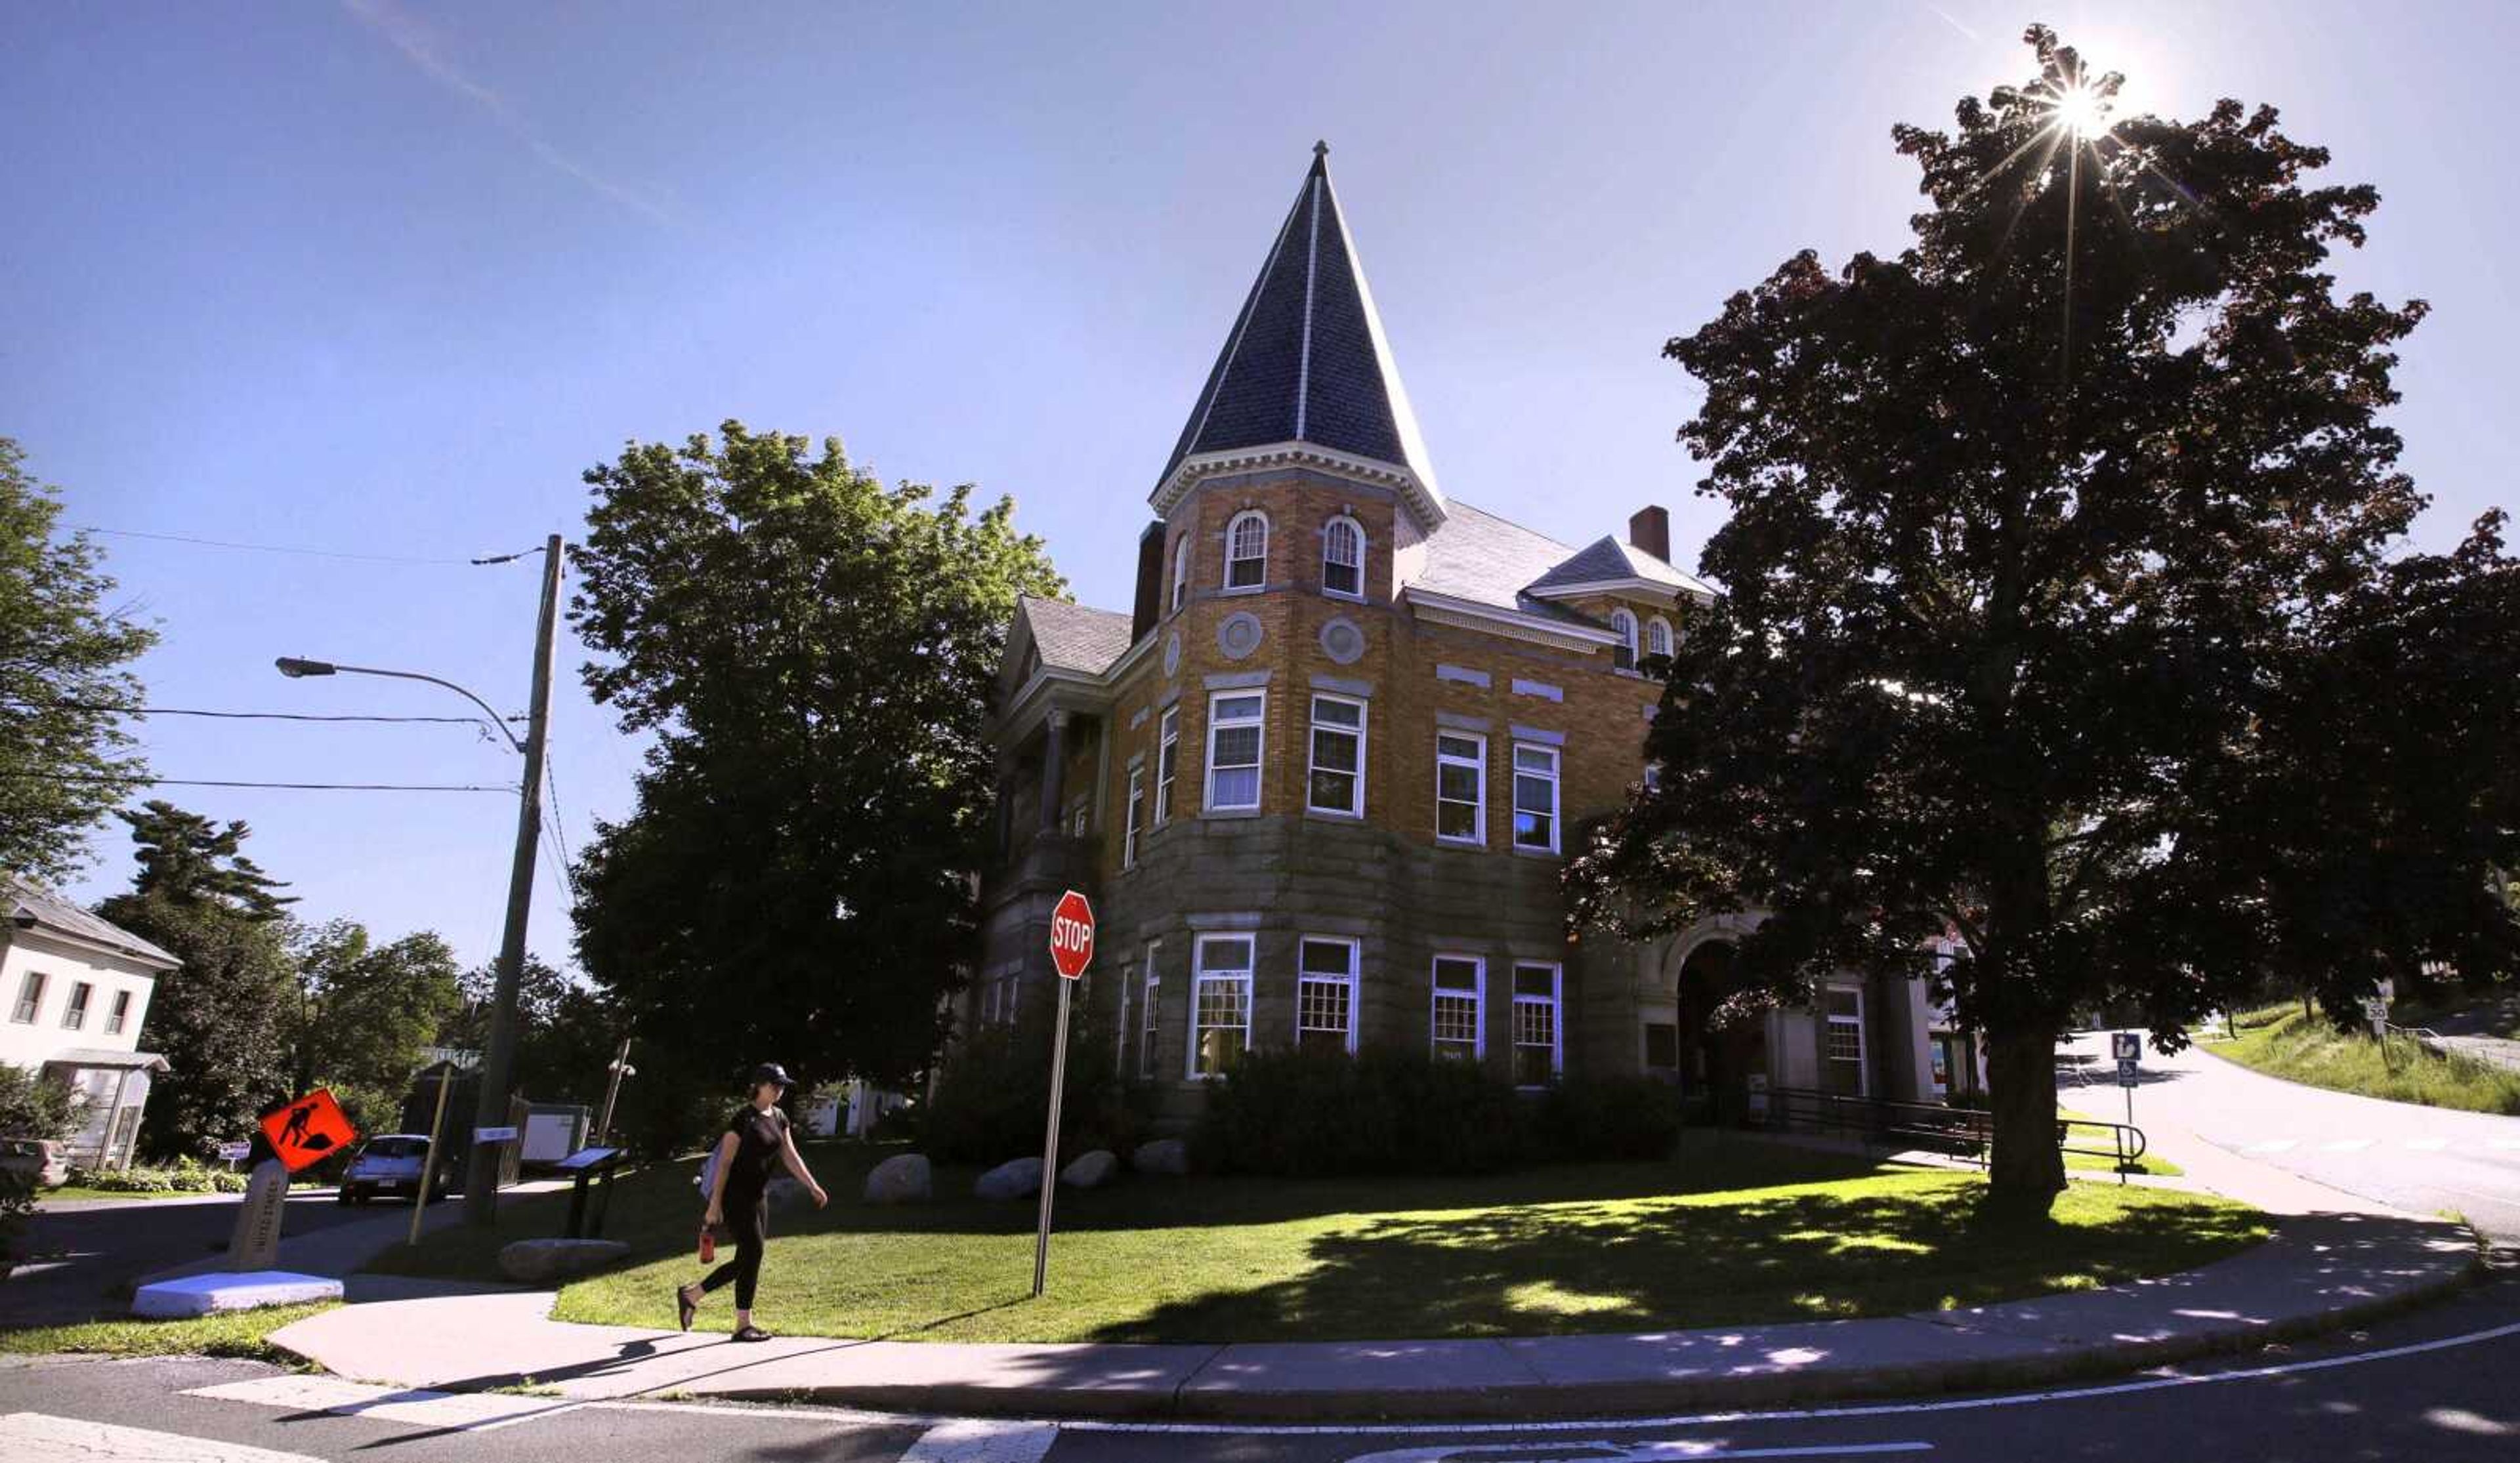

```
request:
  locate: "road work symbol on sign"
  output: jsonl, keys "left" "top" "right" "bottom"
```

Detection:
{"left": 1049, "top": 889, "right": 1095, "bottom": 981}
{"left": 259, "top": 1088, "right": 356, "bottom": 1172}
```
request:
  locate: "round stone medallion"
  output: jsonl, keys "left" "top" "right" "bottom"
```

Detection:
{"left": 1162, "top": 630, "right": 1183, "bottom": 679}
{"left": 1217, "top": 611, "right": 1264, "bottom": 661}
{"left": 1319, "top": 616, "right": 1366, "bottom": 665}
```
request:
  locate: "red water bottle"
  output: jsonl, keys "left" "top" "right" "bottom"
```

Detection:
{"left": 698, "top": 1224, "right": 716, "bottom": 1264}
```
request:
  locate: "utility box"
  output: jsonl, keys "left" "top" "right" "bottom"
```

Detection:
{"left": 520, "top": 1104, "right": 589, "bottom": 1165}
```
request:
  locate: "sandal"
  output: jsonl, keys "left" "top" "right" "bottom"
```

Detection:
{"left": 731, "top": 1325, "right": 773, "bottom": 1343}
{"left": 675, "top": 1285, "right": 698, "bottom": 1332}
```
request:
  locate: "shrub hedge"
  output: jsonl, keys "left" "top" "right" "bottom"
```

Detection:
{"left": 63, "top": 1158, "right": 249, "bottom": 1194}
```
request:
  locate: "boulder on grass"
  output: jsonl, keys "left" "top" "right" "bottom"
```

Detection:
{"left": 1059, "top": 1149, "right": 1118, "bottom": 1189}
{"left": 973, "top": 1156, "right": 1043, "bottom": 1201}
{"left": 497, "top": 1237, "right": 629, "bottom": 1284}
{"left": 1131, "top": 1138, "right": 1189, "bottom": 1176}
{"left": 863, "top": 1153, "right": 931, "bottom": 1205}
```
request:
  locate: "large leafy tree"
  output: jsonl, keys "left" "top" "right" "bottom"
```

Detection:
{"left": 96, "top": 804, "right": 297, "bottom": 1159}
{"left": 287, "top": 920, "right": 465, "bottom": 1134}
{"left": 1572, "top": 28, "right": 2520, "bottom": 1215}
{"left": 0, "top": 438, "right": 158, "bottom": 882}
{"left": 570, "top": 422, "right": 1063, "bottom": 1090}
{"left": 440, "top": 955, "right": 618, "bottom": 1106}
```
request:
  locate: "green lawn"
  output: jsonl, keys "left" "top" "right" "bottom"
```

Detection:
{"left": 2216, "top": 1004, "right": 2520, "bottom": 1115}
{"left": 37, "top": 1186, "right": 216, "bottom": 1203}
{"left": 0, "top": 1302, "right": 337, "bottom": 1360}
{"left": 379, "top": 1135, "right": 2266, "bottom": 1344}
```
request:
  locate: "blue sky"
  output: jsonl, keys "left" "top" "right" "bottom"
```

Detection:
{"left": 8, "top": 2, "right": 2513, "bottom": 976}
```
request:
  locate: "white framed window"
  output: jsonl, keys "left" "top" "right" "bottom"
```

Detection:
{"left": 1322, "top": 516, "right": 1364, "bottom": 598}
{"left": 1155, "top": 706, "right": 1180, "bottom": 826}
{"left": 1512, "top": 963, "right": 1563, "bottom": 1086}
{"left": 1297, "top": 936, "right": 1359, "bottom": 1054}
{"left": 106, "top": 989, "right": 131, "bottom": 1035}
{"left": 9, "top": 972, "right": 42, "bottom": 1024}
{"left": 1307, "top": 693, "right": 1366, "bottom": 816}
{"left": 1431, "top": 955, "right": 1484, "bottom": 1060}
{"left": 1825, "top": 986, "right": 1867, "bottom": 1096}
{"left": 1115, "top": 950, "right": 1133, "bottom": 1069}
{"left": 1225, "top": 510, "right": 1269, "bottom": 589}
{"left": 1123, "top": 766, "right": 1146, "bottom": 870}
{"left": 1435, "top": 732, "right": 1485, "bottom": 843}
{"left": 1139, "top": 942, "right": 1162, "bottom": 1079}
{"left": 1512, "top": 743, "right": 1561, "bottom": 853}
{"left": 62, "top": 981, "right": 91, "bottom": 1031}
{"left": 1610, "top": 608, "right": 1638, "bottom": 671}
{"left": 1647, "top": 615, "right": 1673, "bottom": 661}
{"left": 1190, "top": 934, "right": 1254, "bottom": 1079}
{"left": 1206, "top": 691, "right": 1265, "bottom": 812}
{"left": 1170, "top": 534, "right": 1191, "bottom": 613}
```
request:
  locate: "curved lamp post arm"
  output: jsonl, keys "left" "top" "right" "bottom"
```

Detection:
{"left": 274, "top": 657, "right": 525, "bottom": 753}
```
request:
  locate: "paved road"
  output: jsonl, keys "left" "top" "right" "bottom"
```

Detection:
{"left": 5, "top": 1262, "right": 2517, "bottom": 1461}
{"left": 1, "top": 1191, "right": 381, "bottom": 1327}
{"left": 2059, "top": 1029, "right": 2520, "bottom": 1243}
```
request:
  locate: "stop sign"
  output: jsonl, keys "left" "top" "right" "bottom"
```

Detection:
{"left": 1047, "top": 890, "right": 1095, "bottom": 980}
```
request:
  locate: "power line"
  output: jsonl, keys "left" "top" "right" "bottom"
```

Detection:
{"left": 1, "top": 697, "right": 524, "bottom": 726}
{"left": 70, "top": 525, "right": 485, "bottom": 566}
{"left": 0, "top": 771, "right": 515, "bottom": 794}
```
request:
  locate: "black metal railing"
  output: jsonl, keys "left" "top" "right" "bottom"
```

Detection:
{"left": 1760, "top": 1085, "right": 2146, "bottom": 1178}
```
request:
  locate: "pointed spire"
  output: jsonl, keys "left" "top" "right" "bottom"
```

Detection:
{"left": 1154, "top": 144, "right": 1443, "bottom": 521}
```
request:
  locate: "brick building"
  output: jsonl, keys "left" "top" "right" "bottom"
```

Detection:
{"left": 973, "top": 146, "right": 1978, "bottom": 1124}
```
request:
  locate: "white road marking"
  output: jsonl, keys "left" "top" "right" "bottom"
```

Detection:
{"left": 897, "top": 1418, "right": 1060, "bottom": 1462}
{"left": 2403, "top": 1138, "right": 2450, "bottom": 1152}
{"left": 181, "top": 1375, "right": 579, "bottom": 1434}
{"left": 2317, "top": 1138, "right": 2374, "bottom": 1153}
{"left": 2244, "top": 1140, "right": 2298, "bottom": 1153}
{"left": 2490, "top": 1139, "right": 2520, "bottom": 1151}
{"left": 0, "top": 1410, "right": 327, "bottom": 1461}
{"left": 1342, "top": 1443, "right": 1933, "bottom": 1462}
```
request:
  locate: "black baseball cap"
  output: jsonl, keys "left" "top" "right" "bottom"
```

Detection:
{"left": 749, "top": 1062, "right": 793, "bottom": 1089}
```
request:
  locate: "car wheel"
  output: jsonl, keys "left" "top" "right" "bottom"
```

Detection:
{"left": 336, "top": 1189, "right": 354, "bottom": 1205}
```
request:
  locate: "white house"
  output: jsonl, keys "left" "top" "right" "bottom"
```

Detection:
{"left": 3, "top": 876, "right": 178, "bottom": 1170}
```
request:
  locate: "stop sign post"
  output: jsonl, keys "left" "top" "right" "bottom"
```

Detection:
{"left": 1034, "top": 889, "right": 1095, "bottom": 1296}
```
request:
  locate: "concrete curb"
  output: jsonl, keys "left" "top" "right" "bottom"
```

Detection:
{"left": 268, "top": 1210, "right": 2483, "bottom": 1422}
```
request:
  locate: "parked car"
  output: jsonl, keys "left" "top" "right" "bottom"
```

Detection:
{"left": 0, "top": 1138, "right": 68, "bottom": 1190}
{"left": 337, "top": 1134, "right": 449, "bottom": 1205}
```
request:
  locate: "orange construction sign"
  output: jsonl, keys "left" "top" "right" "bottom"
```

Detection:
{"left": 260, "top": 1088, "right": 357, "bottom": 1172}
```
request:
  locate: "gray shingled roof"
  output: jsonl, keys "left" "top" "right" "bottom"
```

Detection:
{"left": 3, "top": 876, "right": 180, "bottom": 970}
{"left": 1157, "top": 145, "right": 1440, "bottom": 501}
{"left": 1020, "top": 596, "right": 1136, "bottom": 675}
{"left": 1411, "top": 499, "right": 1596, "bottom": 624}
{"left": 1526, "top": 535, "right": 1716, "bottom": 598}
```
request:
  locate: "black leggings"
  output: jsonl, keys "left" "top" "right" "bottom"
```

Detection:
{"left": 699, "top": 1194, "right": 766, "bottom": 1310}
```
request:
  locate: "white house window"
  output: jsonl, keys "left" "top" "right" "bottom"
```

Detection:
{"left": 9, "top": 972, "right": 41, "bottom": 1024}
{"left": 1140, "top": 943, "right": 1162, "bottom": 1079}
{"left": 1431, "top": 955, "right": 1484, "bottom": 1060}
{"left": 1825, "top": 987, "right": 1867, "bottom": 1096}
{"left": 1297, "top": 937, "right": 1358, "bottom": 1054}
{"left": 1307, "top": 694, "right": 1366, "bottom": 816}
{"left": 1610, "top": 608, "right": 1638, "bottom": 671}
{"left": 106, "top": 989, "right": 131, "bottom": 1035}
{"left": 1322, "top": 516, "right": 1364, "bottom": 598}
{"left": 1512, "top": 744, "right": 1561, "bottom": 853}
{"left": 1155, "top": 705, "right": 1179, "bottom": 825}
{"left": 1206, "top": 692, "right": 1265, "bottom": 811}
{"left": 1512, "top": 964, "right": 1562, "bottom": 1086}
{"left": 1115, "top": 951, "right": 1133, "bottom": 1069}
{"left": 1190, "top": 934, "right": 1254, "bottom": 1078}
{"left": 1123, "top": 766, "right": 1146, "bottom": 870}
{"left": 62, "top": 981, "right": 91, "bottom": 1031}
{"left": 1225, "top": 510, "right": 1269, "bottom": 589}
{"left": 1647, "top": 615, "right": 1673, "bottom": 661}
{"left": 1436, "top": 732, "right": 1485, "bottom": 843}
{"left": 1171, "top": 534, "right": 1191, "bottom": 613}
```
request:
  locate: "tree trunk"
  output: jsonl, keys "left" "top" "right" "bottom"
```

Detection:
{"left": 1983, "top": 1020, "right": 2065, "bottom": 1218}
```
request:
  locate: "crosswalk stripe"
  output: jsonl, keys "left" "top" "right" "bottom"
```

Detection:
{"left": 2244, "top": 1140, "right": 2298, "bottom": 1153}
{"left": 1, "top": 1410, "right": 328, "bottom": 1462}
{"left": 2404, "top": 1138, "right": 2450, "bottom": 1151}
{"left": 898, "top": 1418, "right": 1062, "bottom": 1462}
{"left": 182, "top": 1376, "right": 579, "bottom": 1433}
{"left": 2318, "top": 1138, "right": 2374, "bottom": 1153}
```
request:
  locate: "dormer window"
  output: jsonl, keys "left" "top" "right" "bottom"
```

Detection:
{"left": 1610, "top": 608, "right": 1638, "bottom": 672}
{"left": 1646, "top": 615, "right": 1673, "bottom": 661}
{"left": 1322, "top": 516, "right": 1364, "bottom": 598}
{"left": 1225, "top": 511, "right": 1269, "bottom": 590}
{"left": 1170, "top": 534, "right": 1191, "bottom": 613}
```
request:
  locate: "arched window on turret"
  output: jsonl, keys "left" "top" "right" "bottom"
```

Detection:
{"left": 1170, "top": 533, "right": 1191, "bottom": 613}
{"left": 1322, "top": 516, "right": 1365, "bottom": 599}
{"left": 1646, "top": 615, "right": 1673, "bottom": 663}
{"left": 1225, "top": 510, "right": 1269, "bottom": 590}
{"left": 1610, "top": 608, "right": 1638, "bottom": 672}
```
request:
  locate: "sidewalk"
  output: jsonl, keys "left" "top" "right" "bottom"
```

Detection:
{"left": 135, "top": 1178, "right": 572, "bottom": 1290}
{"left": 266, "top": 1204, "right": 2481, "bottom": 1420}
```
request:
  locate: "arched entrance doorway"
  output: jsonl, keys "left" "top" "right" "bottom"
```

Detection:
{"left": 1677, "top": 939, "right": 1767, "bottom": 1126}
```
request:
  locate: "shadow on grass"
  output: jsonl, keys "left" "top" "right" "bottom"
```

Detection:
{"left": 1083, "top": 1179, "right": 2269, "bottom": 1344}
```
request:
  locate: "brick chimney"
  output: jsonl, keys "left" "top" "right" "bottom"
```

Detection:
{"left": 1131, "top": 521, "right": 1167, "bottom": 643}
{"left": 1628, "top": 505, "right": 1671, "bottom": 564}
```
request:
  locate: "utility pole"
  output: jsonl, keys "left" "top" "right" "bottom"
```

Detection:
{"left": 463, "top": 534, "right": 564, "bottom": 1227}
{"left": 595, "top": 1035, "right": 633, "bottom": 1146}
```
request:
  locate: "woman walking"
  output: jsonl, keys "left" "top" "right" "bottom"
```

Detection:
{"left": 677, "top": 1062, "right": 827, "bottom": 1342}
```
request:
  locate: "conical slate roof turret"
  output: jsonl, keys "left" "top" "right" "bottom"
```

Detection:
{"left": 1154, "top": 143, "right": 1444, "bottom": 522}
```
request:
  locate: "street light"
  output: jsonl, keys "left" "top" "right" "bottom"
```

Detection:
{"left": 270, "top": 533, "right": 564, "bottom": 1227}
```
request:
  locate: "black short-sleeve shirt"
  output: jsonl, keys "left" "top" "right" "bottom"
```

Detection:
{"left": 722, "top": 1104, "right": 789, "bottom": 1199}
